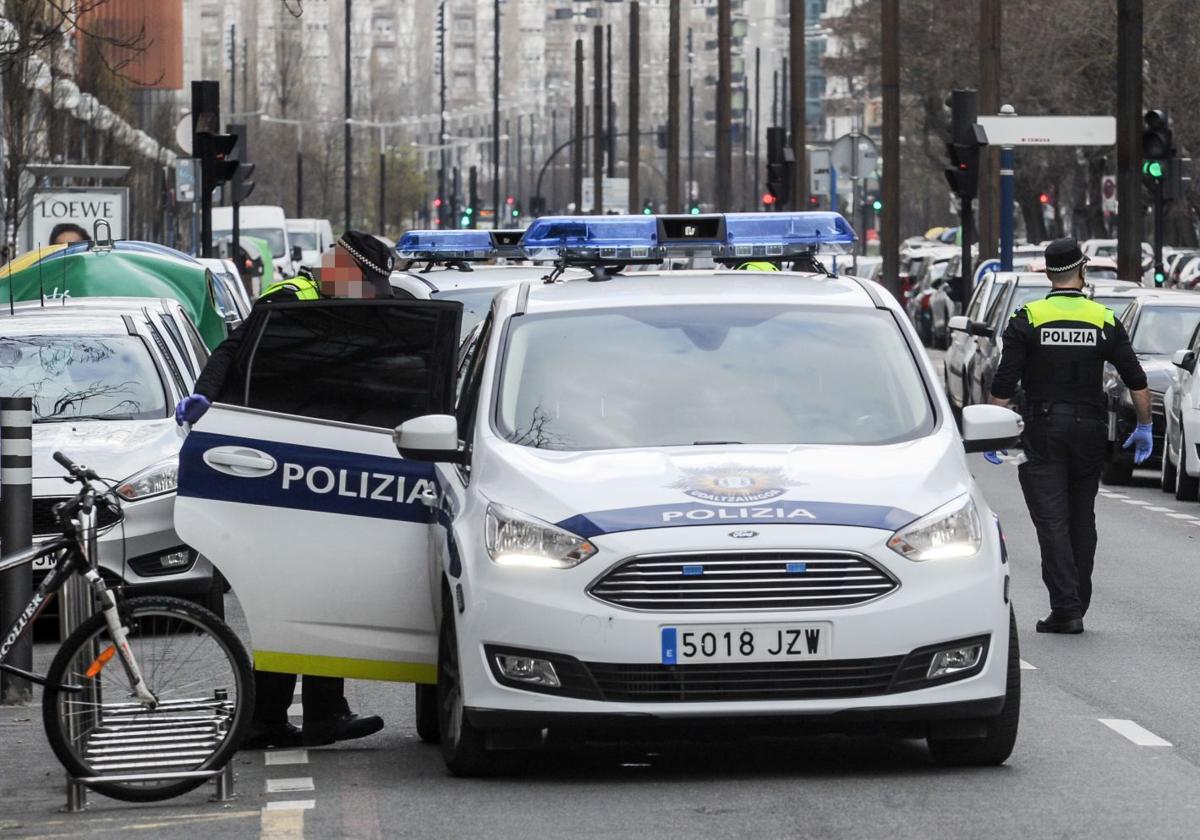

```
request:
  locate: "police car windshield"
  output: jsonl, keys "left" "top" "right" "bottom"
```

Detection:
{"left": 1132, "top": 306, "right": 1200, "bottom": 355}
{"left": 0, "top": 335, "right": 168, "bottom": 422}
{"left": 434, "top": 286, "right": 507, "bottom": 340}
{"left": 497, "top": 305, "right": 934, "bottom": 450}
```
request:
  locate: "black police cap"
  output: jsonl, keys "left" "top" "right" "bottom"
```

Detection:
{"left": 1044, "top": 238, "right": 1088, "bottom": 274}
{"left": 337, "top": 230, "right": 396, "bottom": 285}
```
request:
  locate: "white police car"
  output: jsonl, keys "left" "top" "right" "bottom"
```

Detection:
{"left": 175, "top": 212, "right": 1024, "bottom": 775}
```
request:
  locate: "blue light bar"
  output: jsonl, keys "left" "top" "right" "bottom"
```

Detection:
{"left": 721, "top": 212, "right": 857, "bottom": 260}
{"left": 519, "top": 215, "right": 661, "bottom": 263}
{"left": 397, "top": 230, "right": 496, "bottom": 261}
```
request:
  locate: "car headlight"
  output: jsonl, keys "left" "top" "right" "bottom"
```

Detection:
{"left": 484, "top": 503, "right": 597, "bottom": 569}
{"left": 887, "top": 494, "right": 982, "bottom": 562}
{"left": 116, "top": 459, "right": 179, "bottom": 501}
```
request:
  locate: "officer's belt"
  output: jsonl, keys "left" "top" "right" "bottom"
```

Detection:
{"left": 1024, "top": 402, "right": 1106, "bottom": 422}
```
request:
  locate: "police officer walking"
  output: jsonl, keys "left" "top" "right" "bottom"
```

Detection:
{"left": 175, "top": 231, "right": 397, "bottom": 748}
{"left": 989, "top": 238, "right": 1152, "bottom": 635}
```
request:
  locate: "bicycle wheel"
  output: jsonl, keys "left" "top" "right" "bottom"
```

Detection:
{"left": 42, "top": 596, "right": 254, "bottom": 802}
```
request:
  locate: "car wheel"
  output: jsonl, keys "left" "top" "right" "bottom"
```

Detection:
{"left": 200, "top": 569, "right": 226, "bottom": 620}
{"left": 437, "top": 593, "right": 498, "bottom": 776}
{"left": 1161, "top": 437, "right": 1178, "bottom": 493}
{"left": 1176, "top": 428, "right": 1200, "bottom": 502}
{"left": 415, "top": 684, "right": 440, "bottom": 744}
{"left": 927, "top": 607, "right": 1020, "bottom": 767}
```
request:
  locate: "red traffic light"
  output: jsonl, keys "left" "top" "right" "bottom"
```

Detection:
{"left": 1039, "top": 192, "right": 1050, "bottom": 204}
{"left": 762, "top": 193, "right": 776, "bottom": 206}
{"left": 505, "top": 195, "right": 515, "bottom": 205}
{"left": 433, "top": 197, "right": 443, "bottom": 208}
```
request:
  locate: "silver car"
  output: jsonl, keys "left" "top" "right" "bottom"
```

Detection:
{"left": 0, "top": 298, "right": 223, "bottom": 617}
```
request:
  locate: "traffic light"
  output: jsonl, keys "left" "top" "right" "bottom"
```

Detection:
{"left": 943, "top": 90, "right": 986, "bottom": 200}
{"left": 807, "top": 195, "right": 820, "bottom": 208}
{"left": 642, "top": 198, "right": 653, "bottom": 215}
{"left": 227, "top": 123, "right": 255, "bottom": 205}
{"left": 1038, "top": 191, "right": 1051, "bottom": 204}
{"left": 761, "top": 193, "right": 775, "bottom": 207}
{"left": 1143, "top": 109, "right": 1173, "bottom": 161}
{"left": 195, "top": 131, "right": 239, "bottom": 198}
{"left": 765, "top": 126, "right": 793, "bottom": 208}
{"left": 688, "top": 202, "right": 701, "bottom": 215}
{"left": 871, "top": 196, "right": 882, "bottom": 212}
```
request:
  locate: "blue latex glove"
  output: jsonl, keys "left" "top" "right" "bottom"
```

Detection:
{"left": 1123, "top": 422, "right": 1153, "bottom": 465}
{"left": 983, "top": 450, "right": 1006, "bottom": 465}
{"left": 175, "top": 394, "right": 211, "bottom": 426}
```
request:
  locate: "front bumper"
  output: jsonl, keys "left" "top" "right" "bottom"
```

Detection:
{"left": 454, "top": 523, "right": 1010, "bottom": 725}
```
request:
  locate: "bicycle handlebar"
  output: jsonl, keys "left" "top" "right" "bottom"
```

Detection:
{"left": 52, "top": 451, "right": 100, "bottom": 483}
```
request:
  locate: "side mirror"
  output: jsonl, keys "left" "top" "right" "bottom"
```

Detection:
{"left": 1173, "top": 349, "right": 1197, "bottom": 374}
{"left": 961, "top": 404, "right": 1024, "bottom": 453}
{"left": 948, "top": 315, "right": 969, "bottom": 333}
{"left": 394, "top": 414, "right": 465, "bottom": 464}
{"left": 291, "top": 244, "right": 303, "bottom": 263}
{"left": 967, "top": 320, "right": 995, "bottom": 339}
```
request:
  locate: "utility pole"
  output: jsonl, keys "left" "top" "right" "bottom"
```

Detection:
{"left": 880, "top": 0, "right": 901, "bottom": 299}
{"left": 788, "top": 0, "right": 807, "bottom": 205}
{"left": 241, "top": 40, "right": 248, "bottom": 116}
{"left": 687, "top": 28, "right": 694, "bottom": 210}
{"left": 629, "top": 2, "right": 640, "bottom": 212}
{"left": 343, "top": 0, "right": 352, "bottom": 230}
{"left": 297, "top": 122, "right": 304, "bottom": 217}
{"left": 667, "top": 0, "right": 681, "bottom": 212}
{"left": 438, "top": 2, "right": 447, "bottom": 225}
{"left": 606, "top": 23, "right": 615, "bottom": 179}
{"left": 593, "top": 25, "right": 604, "bottom": 214}
{"left": 978, "top": 0, "right": 1000, "bottom": 260}
{"left": 716, "top": 0, "right": 732, "bottom": 211}
{"left": 551, "top": 108, "right": 559, "bottom": 210}
{"left": 493, "top": 0, "right": 501, "bottom": 226}
{"left": 378, "top": 126, "right": 387, "bottom": 234}
{"left": 754, "top": 47, "right": 761, "bottom": 209}
{"left": 574, "top": 40, "right": 584, "bottom": 211}
{"left": 229, "top": 23, "right": 236, "bottom": 119}
{"left": 1116, "top": 0, "right": 1143, "bottom": 283}
{"left": 741, "top": 76, "right": 750, "bottom": 211}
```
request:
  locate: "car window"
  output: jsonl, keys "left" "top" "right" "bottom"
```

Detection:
{"left": 434, "top": 286, "right": 508, "bottom": 341}
{"left": 290, "top": 231, "right": 318, "bottom": 250}
{"left": 157, "top": 311, "right": 196, "bottom": 379}
{"left": 0, "top": 335, "right": 168, "bottom": 421}
{"left": 223, "top": 301, "right": 461, "bottom": 428}
{"left": 965, "top": 277, "right": 989, "bottom": 320}
{"left": 497, "top": 305, "right": 935, "bottom": 450}
{"left": 1092, "top": 296, "right": 1136, "bottom": 320}
{"left": 983, "top": 281, "right": 1012, "bottom": 328}
{"left": 457, "top": 314, "right": 493, "bottom": 459}
{"left": 1132, "top": 307, "right": 1200, "bottom": 355}
{"left": 144, "top": 320, "right": 188, "bottom": 396}
{"left": 178, "top": 310, "right": 210, "bottom": 369}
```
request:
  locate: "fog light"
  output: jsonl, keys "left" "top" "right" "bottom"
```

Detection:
{"left": 927, "top": 644, "right": 984, "bottom": 679}
{"left": 494, "top": 654, "right": 560, "bottom": 688}
{"left": 159, "top": 550, "right": 191, "bottom": 569}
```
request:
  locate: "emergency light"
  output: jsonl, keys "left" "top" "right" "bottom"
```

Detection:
{"left": 519, "top": 215, "right": 661, "bottom": 264}
{"left": 397, "top": 229, "right": 496, "bottom": 261}
{"left": 720, "top": 212, "right": 857, "bottom": 261}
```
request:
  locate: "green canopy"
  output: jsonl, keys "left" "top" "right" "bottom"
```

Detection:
{"left": 0, "top": 241, "right": 228, "bottom": 350}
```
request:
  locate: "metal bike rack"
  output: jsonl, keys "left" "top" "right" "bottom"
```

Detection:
{"left": 61, "top": 512, "right": 237, "bottom": 811}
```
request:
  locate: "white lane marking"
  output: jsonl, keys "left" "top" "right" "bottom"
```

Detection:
{"left": 1019, "top": 659, "right": 1037, "bottom": 670}
{"left": 1121, "top": 499, "right": 1151, "bottom": 505}
{"left": 287, "top": 703, "right": 303, "bottom": 718}
{"left": 1146, "top": 506, "right": 1175, "bottom": 512}
{"left": 1103, "top": 493, "right": 1129, "bottom": 499}
{"left": 265, "top": 749, "right": 309, "bottom": 766}
{"left": 265, "top": 800, "right": 315, "bottom": 811}
{"left": 1166, "top": 513, "right": 1196, "bottom": 520}
{"left": 1099, "top": 719, "right": 1172, "bottom": 747}
{"left": 260, "top": 806, "right": 306, "bottom": 840}
{"left": 266, "top": 777, "right": 315, "bottom": 793}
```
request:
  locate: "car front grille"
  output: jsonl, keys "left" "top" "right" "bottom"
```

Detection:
{"left": 32, "top": 497, "right": 120, "bottom": 538}
{"left": 589, "top": 551, "right": 900, "bottom": 611}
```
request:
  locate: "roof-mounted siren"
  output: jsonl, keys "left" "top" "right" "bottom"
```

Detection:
{"left": 656, "top": 214, "right": 726, "bottom": 264}
{"left": 718, "top": 211, "right": 857, "bottom": 268}
{"left": 519, "top": 215, "right": 662, "bottom": 280}
{"left": 488, "top": 229, "right": 528, "bottom": 260}
{"left": 396, "top": 229, "right": 496, "bottom": 272}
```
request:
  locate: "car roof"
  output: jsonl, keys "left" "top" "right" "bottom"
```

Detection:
{"left": 515, "top": 271, "right": 881, "bottom": 314}
{"left": 394, "top": 264, "right": 589, "bottom": 293}
{"left": 990, "top": 272, "right": 1049, "bottom": 286}
{"left": 1129, "top": 292, "right": 1200, "bottom": 307}
{"left": 0, "top": 306, "right": 139, "bottom": 336}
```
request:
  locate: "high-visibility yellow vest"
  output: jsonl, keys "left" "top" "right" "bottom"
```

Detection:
{"left": 259, "top": 274, "right": 320, "bottom": 302}
{"left": 1023, "top": 295, "right": 1114, "bottom": 328}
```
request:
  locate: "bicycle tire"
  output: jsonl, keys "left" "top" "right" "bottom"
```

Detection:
{"left": 42, "top": 596, "right": 254, "bottom": 803}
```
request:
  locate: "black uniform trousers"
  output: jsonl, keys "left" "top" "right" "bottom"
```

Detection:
{"left": 253, "top": 671, "right": 350, "bottom": 728}
{"left": 1016, "top": 409, "right": 1108, "bottom": 619}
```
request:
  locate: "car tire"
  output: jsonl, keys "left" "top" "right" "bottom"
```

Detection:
{"left": 1161, "top": 438, "right": 1178, "bottom": 493}
{"left": 201, "top": 568, "right": 227, "bottom": 620}
{"left": 927, "top": 607, "right": 1020, "bottom": 767}
{"left": 415, "top": 684, "right": 440, "bottom": 744}
{"left": 1176, "top": 429, "right": 1200, "bottom": 502}
{"left": 437, "top": 593, "right": 499, "bottom": 777}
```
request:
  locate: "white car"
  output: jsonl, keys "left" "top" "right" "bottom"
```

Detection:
{"left": 176, "top": 213, "right": 1023, "bottom": 775}
{"left": 1161, "top": 319, "right": 1200, "bottom": 500}
{"left": 287, "top": 217, "right": 335, "bottom": 269}
{"left": 213, "top": 205, "right": 296, "bottom": 281}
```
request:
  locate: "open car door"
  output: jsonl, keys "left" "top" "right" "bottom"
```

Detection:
{"left": 175, "top": 299, "right": 461, "bottom": 683}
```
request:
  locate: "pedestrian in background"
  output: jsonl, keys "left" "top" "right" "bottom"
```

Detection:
{"left": 988, "top": 237, "right": 1151, "bottom": 634}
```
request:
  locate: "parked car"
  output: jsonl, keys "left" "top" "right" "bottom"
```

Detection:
{"left": 0, "top": 298, "right": 224, "bottom": 618}
{"left": 1103, "top": 293, "right": 1200, "bottom": 484}
{"left": 1162, "top": 325, "right": 1200, "bottom": 500}
{"left": 199, "top": 257, "right": 253, "bottom": 328}
{"left": 944, "top": 268, "right": 1009, "bottom": 416}
{"left": 286, "top": 217, "right": 335, "bottom": 269}
{"left": 213, "top": 205, "right": 297, "bottom": 281}
{"left": 958, "top": 273, "right": 1053, "bottom": 410}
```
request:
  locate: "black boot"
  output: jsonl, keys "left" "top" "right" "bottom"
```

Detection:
{"left": 1035, "top": 612, "right": 1084, "bottom": 634}
{"left": 303, "top": 713, "right": 385, "bottom": 747}
{"left": 241, "top": 721, "right": 303, "bottom": 750}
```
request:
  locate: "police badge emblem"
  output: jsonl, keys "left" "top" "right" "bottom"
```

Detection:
{"left": 672, "top": 465, "right": 791, "bottom": 504}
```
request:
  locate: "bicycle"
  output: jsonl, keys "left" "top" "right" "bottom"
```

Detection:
{"left": 0, "top": 451, "right": 254, "bottom": 802}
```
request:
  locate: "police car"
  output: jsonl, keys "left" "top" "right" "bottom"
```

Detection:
{"left": 175, "top": 212, "right": 1024, "bottom": 775}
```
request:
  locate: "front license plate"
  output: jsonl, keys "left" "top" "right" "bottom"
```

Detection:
{"left": 660, "top": 623, "right": 832, "bottom": 665}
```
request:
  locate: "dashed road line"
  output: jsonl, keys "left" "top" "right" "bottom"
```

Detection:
{"left": 265, "top": 800, "right": 316, "bottom": 811}
{"left": 266, "top": 749, "right": 309, "bottom": 766}
{"left": 1019, "top": 659, "right": 1037, "bottom": 670}
{"left": 1099, "top": 719, "right": 1172, "bottom": 747}
{"left": 1145, "top": 506, "right": 1175, "bottom": 512}
{"left": 1103, "top": 492, "right": 1128, "bottom": 498}
{"left": 266, "top": 777, "right": 315, "bottom": 794}
{"left": 260, "top": 806, "right": 306, "bottom": 840}
{"left": 1167, "top": 513, "right": 1196, "bottom": 520}
{"left": 1121, "top": 499, "right": 1151, "bottom": 505}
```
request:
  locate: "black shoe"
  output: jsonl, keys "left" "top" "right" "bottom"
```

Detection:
{"left": 1035, "top": 612, "right": 1084, "bottom": 634}
{"left": 303, "top": 713, "right": 385, "bottom": 747}
{"left": 241, "top": 722, "right": 303, "bottom": 750}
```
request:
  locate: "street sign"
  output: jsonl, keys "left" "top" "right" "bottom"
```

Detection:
{"left": 809, "top": 148, "right": 832, "bottom": 200}
{"left": 976, "top": 115, "right": 1116, "bottom": 147}
{"left": 25, "top": 187, "right": 128, "bottom": 250}
{"left": 831, "top": 133, "right": 879, "bottom": 181}
{"left": 1101, "top": 174, "right": 1118, "bottom": 214}
{"left": 176, "top": 158, "right": 198, "bottom": 203}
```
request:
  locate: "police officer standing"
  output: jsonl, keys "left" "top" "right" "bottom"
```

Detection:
{"left": 989, "top": 238, "right": 1152, "bottom": 635}
{"left": 175, "top": 231, "right": 396, "bottom": 748}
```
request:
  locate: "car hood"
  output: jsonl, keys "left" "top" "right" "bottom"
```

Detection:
{"left": 475, "top": 430, "right": 968, "bottom": 539}
{"left": 32, "top": 419, "right": 180, "bottom": 493}
{"left": 1138, "top": 355, "right": 1175, "bottom": 393}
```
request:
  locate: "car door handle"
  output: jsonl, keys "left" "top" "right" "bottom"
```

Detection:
{"left": 418, "top": 488, "right": 439, "bottom": 508}
{"left": 203, "top": 447, "right": 279, "bottom": 477}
